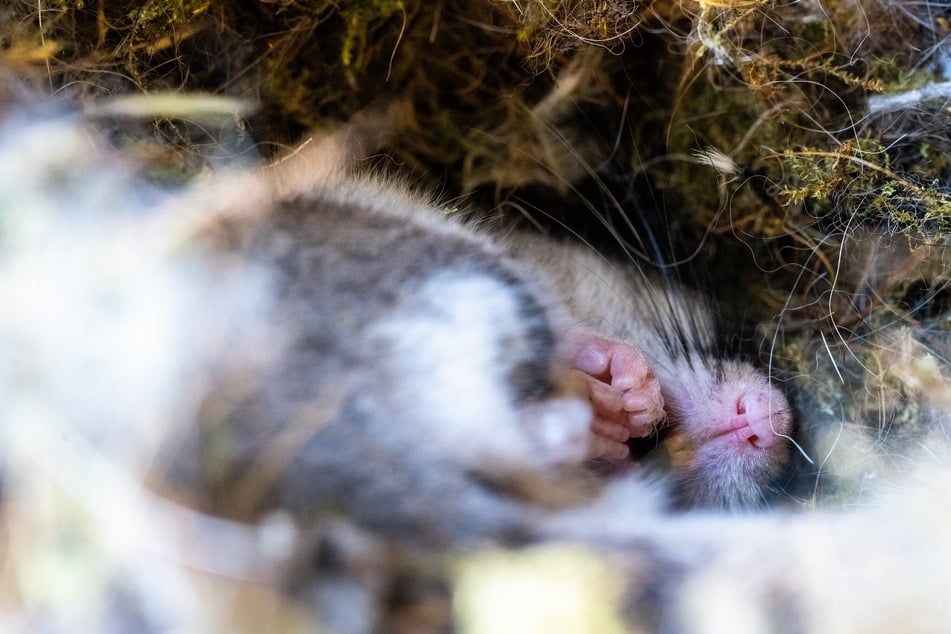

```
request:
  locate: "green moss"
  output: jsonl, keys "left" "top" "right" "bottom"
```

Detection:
{"left": 870, "top": 57, "right": 941, "bottom": 94}
{"left": 779, "top": 140, "right": 951, "bottom": 236}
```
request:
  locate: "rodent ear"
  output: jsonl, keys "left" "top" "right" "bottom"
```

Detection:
{"left": 263, "top": 99, "right": 409, "bottom": 198}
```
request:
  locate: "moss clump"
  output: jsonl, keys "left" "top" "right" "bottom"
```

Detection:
{"left": 780, "top": 140, "right": 951, "bottom": 236}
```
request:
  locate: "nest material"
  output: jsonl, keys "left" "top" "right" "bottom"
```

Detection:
{"left": 4, "top": 0, "right": 951, "bottom": 629}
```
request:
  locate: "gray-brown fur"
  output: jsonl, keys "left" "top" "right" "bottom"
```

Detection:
{"left": 160, "top": 177, "right": 607, "bottom": 547}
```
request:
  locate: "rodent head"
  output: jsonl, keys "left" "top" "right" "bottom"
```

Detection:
{"left": 656, "top": 356, "right": 794, "bottom": 509}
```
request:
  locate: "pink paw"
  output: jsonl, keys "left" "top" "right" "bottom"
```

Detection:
{"left": 569, "top": 334, "right": 665, "bottom": 460}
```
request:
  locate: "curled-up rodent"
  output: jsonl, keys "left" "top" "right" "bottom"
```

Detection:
{"left": 150, "top": 106, "right": 795, "bottom": 550}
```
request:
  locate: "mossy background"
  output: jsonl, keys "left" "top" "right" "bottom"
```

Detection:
{"left": 4, "top": 0, "right": 951, "bottom": 629}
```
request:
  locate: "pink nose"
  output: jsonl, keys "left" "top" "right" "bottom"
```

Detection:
{"left": 734, "top": 392, "right": 789, "bottom": 449}
{"left": 732, "top": 419, "right": 774, "bottom": 449}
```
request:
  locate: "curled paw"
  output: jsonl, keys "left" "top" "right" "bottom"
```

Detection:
{"left": 570, "top": 334, "right": 665, "bottom": 460}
